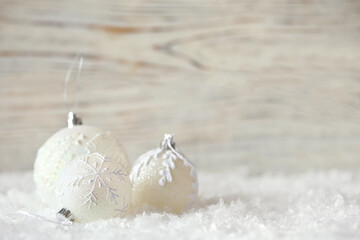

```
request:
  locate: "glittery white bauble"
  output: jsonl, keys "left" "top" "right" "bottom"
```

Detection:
{"left": 130, "top": 145, "right": 198, "bottom": 214}
{"left": 34, "top": 125, "right": 129, "bottom": 203}
{"left": 55, "top": 152, "right": 132, "bottom": 223}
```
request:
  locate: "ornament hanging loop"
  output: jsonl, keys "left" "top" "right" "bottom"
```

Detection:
{"left": 64, "top": 53, "right": 84, "bottom": 128}
{"left": 161, "top": 134, "right": 176, "bottom": 150}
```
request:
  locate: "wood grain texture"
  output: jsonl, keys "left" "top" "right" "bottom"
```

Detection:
{"left": 1, "top": 0, "right": 360, "bottom": 172}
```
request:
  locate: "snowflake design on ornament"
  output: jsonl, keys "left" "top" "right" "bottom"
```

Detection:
{"left": 68, "top": 152, "right": 127, "bottom": 209}
{"left": 114, "top": 196, "right": 128, "bottom": 217}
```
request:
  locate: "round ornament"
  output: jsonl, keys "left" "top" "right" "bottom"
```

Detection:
{"left": 130, "top": 134, "right": 198, "bottom": 214}
{"left": 34, "top": 113, "right": 129, "bottom": 203}
{"left": 55, "top": 152, "right": 131, "bottom": 222}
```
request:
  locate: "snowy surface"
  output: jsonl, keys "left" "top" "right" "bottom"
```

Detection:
{"left": 1, "top": 168, "right": 360, "bottom": 240}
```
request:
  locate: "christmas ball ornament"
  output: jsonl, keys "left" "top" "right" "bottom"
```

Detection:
{"left": 55, "top": 152, "right": 131, "bottom": 222}
{"left": 130, "top": 134, "right": 198, "bottom": 214}
{"left": 34, "top": 112, "right": 129, "bottom": 203}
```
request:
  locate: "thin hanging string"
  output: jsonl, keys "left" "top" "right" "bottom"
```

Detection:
{"left": 17, "top": 210, "right": 73, "bottom": 226}
{"left": 64, "top": 53, "right": 84, "bottom": 113}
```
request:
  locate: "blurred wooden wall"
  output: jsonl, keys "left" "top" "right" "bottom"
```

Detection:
{"left": 1, "top": 0, "right": 360, "bottom": 172}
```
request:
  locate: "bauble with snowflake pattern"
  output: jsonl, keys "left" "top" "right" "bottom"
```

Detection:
{"left": 34, "top": 125, "right": 129, "bottom": 204}
{"left": 130, "top": 134, "right": 198, "bottom": 214}
{"left": 55, "top": 152, "right": 132, "bottom": 222}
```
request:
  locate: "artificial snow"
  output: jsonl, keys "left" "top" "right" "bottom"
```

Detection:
{"left": 1, "top": 168, "right": 360, "bottom": 239}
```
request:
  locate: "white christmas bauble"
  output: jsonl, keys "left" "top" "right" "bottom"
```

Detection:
{"left": 130, "top": 136, "right": 198, "bottom": 214}
{"left": 34, "top": 125, "right": 129, "bottom": 203}
{"left": 55, "top": 152, "right": 132, "bottom": 223}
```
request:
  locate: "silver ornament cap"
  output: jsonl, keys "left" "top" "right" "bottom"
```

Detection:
{"left": 57, "top": 208, "right": 75, "bottom": 223}
{"left": 67, "top": 112, "right": 82, "bottom": 128}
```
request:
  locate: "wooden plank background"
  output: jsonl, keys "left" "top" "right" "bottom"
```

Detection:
{"left": 1, "top": 0, "right": 360, "bottom": 172}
